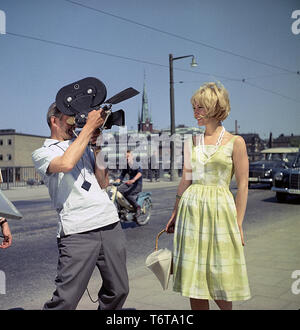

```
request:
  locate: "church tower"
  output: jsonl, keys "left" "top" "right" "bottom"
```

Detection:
{"left": 138, "top": 74, "right": 153, "bottom": 133}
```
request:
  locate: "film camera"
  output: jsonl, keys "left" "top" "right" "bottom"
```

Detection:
{"left": 55, "top": 77, "right": 139, "bottom": 129}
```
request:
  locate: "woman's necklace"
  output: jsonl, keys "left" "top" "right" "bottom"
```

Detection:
{"left": 200, "top": 126, "right": 225, "bottom": 158}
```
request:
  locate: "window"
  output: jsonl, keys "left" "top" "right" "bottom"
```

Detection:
{"left": 0, "top": 154, "right": 2, "bottom": 161}
{"left": 7, "top": 154, "right": 12, "bottom": 161}
{"left": 0, "top": 140, "right": 3, "bottom": 146}
{"left": 8, "top": 139, "right": 12, "bottom": 145}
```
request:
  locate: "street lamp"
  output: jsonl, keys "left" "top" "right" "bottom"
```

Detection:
{"left": 169, "top": 54, "right": 198, "bottom": 181}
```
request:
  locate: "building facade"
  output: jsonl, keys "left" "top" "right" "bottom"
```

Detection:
{"left": 0, "top": 129, "right": 47, "bottom": 186}
{"left": 272, "top": 134, "right": 300, "bottom": 148}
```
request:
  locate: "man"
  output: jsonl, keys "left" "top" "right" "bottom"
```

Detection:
{"left": 32, "top": 102, "right": 129, "bottom": 310}
{"left": 115, "top": 150, "right": 142, "bottom": 217}
{"left": 0, "top": 217, "right": 12, "bottom": 249}
{"left": 0, "top": 171, "right": 12, "bottom": 249}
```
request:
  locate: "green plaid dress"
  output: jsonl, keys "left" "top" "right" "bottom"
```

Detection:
{"left": 173, "top": 136, "right": 251, "bottom": 301}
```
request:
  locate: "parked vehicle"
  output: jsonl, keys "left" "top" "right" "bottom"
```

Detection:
{"left": 260, "top": 147, "right": 298, "bottom": 162}
{"left": 106, "top": 182, "right": 152, "bottom": 225}
{"left": 272, "top": 152, "right": 300, "bottom": 202}
{"left": 248, "top": 147, "right": 298, "bottom": 187}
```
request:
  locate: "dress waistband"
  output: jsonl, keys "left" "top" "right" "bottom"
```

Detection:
{"left": 191, "top": 182, "right": 229, "bottom": 188}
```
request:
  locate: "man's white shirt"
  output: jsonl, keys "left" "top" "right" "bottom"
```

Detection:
{"left": 32, "top": 139, "right": 119, "bottom": 237}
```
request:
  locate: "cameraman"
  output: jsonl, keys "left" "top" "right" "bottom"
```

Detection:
{"left": 32, "top": 102, "right": 129, "bottom": 310}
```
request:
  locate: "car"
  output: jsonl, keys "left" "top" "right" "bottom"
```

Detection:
{"left": 248, "top": 147, "right": 298, "bottom": 187}
{"left": 248, "top": 160, "right": 291, "bottom": 187}
{"left": 272, "top": 152, "right": 300, "bottom": 202}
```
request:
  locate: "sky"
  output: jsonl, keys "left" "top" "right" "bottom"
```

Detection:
{"left": 0, "top": 0, "right": 299, "bottom": 140}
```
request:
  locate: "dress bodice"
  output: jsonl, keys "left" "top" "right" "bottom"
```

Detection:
{"left": 190, "top": 136, "right": 238, "bottom": 187}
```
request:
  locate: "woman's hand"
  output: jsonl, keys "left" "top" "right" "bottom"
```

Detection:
{"left": 166, "top": 213, "right": 176, "bottom": 234}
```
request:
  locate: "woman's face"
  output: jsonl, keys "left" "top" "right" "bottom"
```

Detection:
{"left": 193, "top": 104, "right": 207, "bottom": 126}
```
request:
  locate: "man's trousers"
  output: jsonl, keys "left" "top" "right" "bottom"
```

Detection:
{"left": 43, "top": 221, "right": 129, "bottom": 310}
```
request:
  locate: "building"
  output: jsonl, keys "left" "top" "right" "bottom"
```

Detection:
{"left": 239, "top": 133, "right": 266, "bottom": 161}
{"left": 272, "top": 134, "right": 300, "bottom": 148}
{"left": 0, "top": 129, "right": 47, "bottom": 186}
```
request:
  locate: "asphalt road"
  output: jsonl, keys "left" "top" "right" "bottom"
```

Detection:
{"left": 0, "top": 183, "right": 299, "bottom": 309}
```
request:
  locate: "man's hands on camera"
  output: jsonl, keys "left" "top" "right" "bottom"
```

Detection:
{"left": 90, "top": 128, "right": 102, "bottom": 146}
{"left": 85, "top": 109, "right": 106, "bottom": 147}
{"left": 86, "top": 109, "right": 106, "bottom": 132}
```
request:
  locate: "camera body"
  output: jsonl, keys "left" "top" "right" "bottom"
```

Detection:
{"left": 55, "top": 77, "right": 138, "bottom": 129}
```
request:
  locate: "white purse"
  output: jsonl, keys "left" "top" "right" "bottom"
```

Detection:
{"left": 145, "top": 229, "right": 173, "bottom": 290}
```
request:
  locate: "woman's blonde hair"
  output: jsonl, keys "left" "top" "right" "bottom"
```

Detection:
{"left": 191, "top": 82, "right": 230, "bottom": 121}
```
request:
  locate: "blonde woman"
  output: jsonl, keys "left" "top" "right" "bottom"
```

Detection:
{"left": 166, "top": 82, "right": 251, "bottom": 310}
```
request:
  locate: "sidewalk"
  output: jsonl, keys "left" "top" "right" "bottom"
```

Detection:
{"left": 77, "top": 213, "right": 300, "bottom": 310}
{"left": 1, "top": 177, "right": 180, "bottom": 202}
{"left": 2, "top": 180, "right": 300, "bottom": 310}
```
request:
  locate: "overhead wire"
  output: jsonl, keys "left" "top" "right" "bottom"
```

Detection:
{"left": 242, "top": 81, "right": 300, "bottom": 103}
{"left": 243, "top": 72, "right": 299, "bottom": 81}
{"left": 61, "top": 0, "right": 300, "bottom": 102}
{"left": 5, "top": 31, "right": 238, "bottom": 81}
{"left": 63, "top": 0, "right": 298, "bottom": 75}
{"left": 5, "top": 30, "right": 300, "bottom": 103}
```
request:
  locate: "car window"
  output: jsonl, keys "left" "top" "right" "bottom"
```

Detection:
{"left": 294, "top": 157, "right": 300, "bottom": 168}
{"left": 285, "top": 154, "right": 297, "bottom": 163}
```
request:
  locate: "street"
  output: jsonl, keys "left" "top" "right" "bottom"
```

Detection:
{"left": 0, "top": 183, "right": 299, "bottom": 310}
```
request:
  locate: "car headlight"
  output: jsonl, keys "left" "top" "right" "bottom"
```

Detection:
{"left": 274, "top": 172, "right": 283, "bottom": 181}
{"left": 264, "top": 169, "right": 272, "bottom": 177}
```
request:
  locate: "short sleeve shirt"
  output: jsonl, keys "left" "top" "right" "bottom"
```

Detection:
{"left": 119, "top": 164, "right": 143, "bottom": 188}
{"left": 32, "top": 139, "right": 119, "bottom": 237}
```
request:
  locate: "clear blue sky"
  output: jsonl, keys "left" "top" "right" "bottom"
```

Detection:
{"left": 0, "top": 0, "right": 299, "bottom": 139}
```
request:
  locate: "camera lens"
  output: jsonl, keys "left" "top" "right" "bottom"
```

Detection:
{"left": 74, "top": 84, "right": 80, "bottom": 90}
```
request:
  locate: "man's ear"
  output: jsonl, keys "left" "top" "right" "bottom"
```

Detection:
{"left": 50, "top": 116, "right": 59, "bottom": 128}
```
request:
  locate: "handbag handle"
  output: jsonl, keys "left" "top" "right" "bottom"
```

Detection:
{"left": 155, "top": 229, "right": 166, "bottom": 251}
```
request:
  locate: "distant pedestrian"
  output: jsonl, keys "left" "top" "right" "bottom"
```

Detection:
{"left": 166, "top": 82, "right": 251, "bottom": 310}
{"left": 150, "top": 151, "right": 159, "bottom": 182}
{"left": 32, "top": 102, "right": 129, "bottom": 310}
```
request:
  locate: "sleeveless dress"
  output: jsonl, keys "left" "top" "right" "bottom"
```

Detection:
{"left": 173, "top": 135, "right": 251, "bottom": 301}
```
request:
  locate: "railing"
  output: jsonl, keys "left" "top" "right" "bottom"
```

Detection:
{"left": 0, "top": 166, "right": 43, "bottom": 190}
{"left": 0, "top": 163, "right": 174, "bottom": 190}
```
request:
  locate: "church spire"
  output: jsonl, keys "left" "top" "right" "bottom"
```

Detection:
{"left": 138, "top": 71, "right": 153, "bottom": 132}
{"left": 141, "top": 72, "right": 149, "bottom": 123}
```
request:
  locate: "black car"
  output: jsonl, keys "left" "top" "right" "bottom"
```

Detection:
{"left": 248, "top": 160, "right": 290, "bottom": 187}
{"left": 272, "top": 153, "right": 300, "bottom": 202}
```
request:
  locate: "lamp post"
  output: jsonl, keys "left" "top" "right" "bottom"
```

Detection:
{"left": 169, "top": 54, "right": 197, "bottom": 181}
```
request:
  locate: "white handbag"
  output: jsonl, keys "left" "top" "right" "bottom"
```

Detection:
{"left": 145, "top": 229, "right": 173, "bottom": 290}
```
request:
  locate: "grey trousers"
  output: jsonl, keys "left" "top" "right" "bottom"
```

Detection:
{"left": 43, "top": 221, "right": 129, "bottom": 310}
